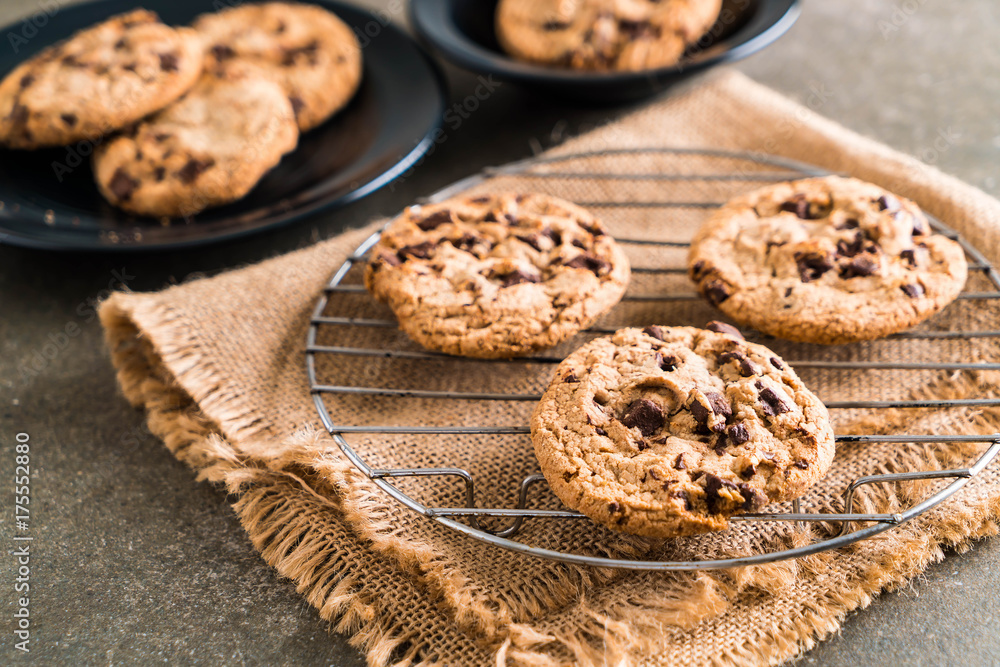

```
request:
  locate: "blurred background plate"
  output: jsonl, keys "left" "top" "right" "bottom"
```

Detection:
{"left": 0, "top": 0, "right": 446, "bottom": 251}
{"left": 411, "top": 0, "right": 800, "bottom": 103}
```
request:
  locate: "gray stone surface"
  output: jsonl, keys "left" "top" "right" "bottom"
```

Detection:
{"left": 2, "top": 0, "right": 1000, "bottom": 665}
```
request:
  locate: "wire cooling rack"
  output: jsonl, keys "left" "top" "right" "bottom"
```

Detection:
{"left": 306, "top": 148, "right": 1000, "bottom": 570}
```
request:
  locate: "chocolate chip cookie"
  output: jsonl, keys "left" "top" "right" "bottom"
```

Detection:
{"left": 495, "top": 0, "right": 722, "bottom": 71}
{"left": 193, "top": 2, "right": 362, "bottom": 131}
{"left": 0, "top": 10, "right": 203, "bottom": 149}
{"left": 364, "top": 193, "right": 631, "bottom": 359}
{"left": 689, "top": 177, "right": 969, "bottom": 344}
{"left": 92, "top": 66, "right": 298, "bottom": 218}
{"left": 531, "top": 323, "right": 835, "bottom": 538}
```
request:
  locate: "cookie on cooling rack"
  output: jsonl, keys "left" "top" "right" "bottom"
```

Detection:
{"left": 193, "top": 2, "right": 362, "bottom": 131}
{"left": 364, "top": 192, "right": 631, "bottom": 359}
{"left": 0, "top": 10, "right": 203, "bottom": 149}
{"left": 688, "top": 176, "right": 968, "bottom": 344}
{"left": 495, "top": 0, "right": 722, "bottom": 71}
{"left": 530, "top": 323, "right": 835, "bottom": 538}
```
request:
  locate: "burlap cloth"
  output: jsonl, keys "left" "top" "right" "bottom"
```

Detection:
{"left": 100, "top": 70, "right": 1000, "bottom": 666}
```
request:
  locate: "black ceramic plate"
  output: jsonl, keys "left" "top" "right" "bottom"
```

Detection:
{"left": 411, "top": 0, "right": 800, "bottom": 103}
{"left": 0, "top": 0, "right": 446, "bottom": 251}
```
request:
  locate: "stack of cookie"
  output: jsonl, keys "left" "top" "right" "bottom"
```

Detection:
{"left": 0, "top": 3, "right": 361, "bottom": 218}
{"left": 495, "top": 0, "right": 722, "bottom": 71}
{"left": 365, "top": 178, "right": 969, "bottom": 538}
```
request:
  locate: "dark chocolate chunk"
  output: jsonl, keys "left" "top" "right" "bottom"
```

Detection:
{"left": 738, "top": 483, "right": 766, "bottom": 511}
{"left": 672, "top": 490, "right": 691, "bottom": 510}
{"left": 839, "top": 256, "right": 878, "bottom": 279}
{"left": 494, "top": 268, "right": 540, "bottom": 288}
{"left": 740, "top": 465, "right": 756, "bottom": 480}
{"left": 794, "top": 460, "right": 810, "bottom": 470}
{"left": 876, "top": 194, "right": 900, "bottom": 212}
{"left": 758, "top": 384, "right": 791, "bottom": 416}
{"left": 108, "top": 168, "right": 138, "bottom": 201}
{"left": 580, "top": 221, "right": 605, "bottom": 237}
{"left": 157, "top": 52, "right": 179, "bottom": 72}
{"left": 281, "top": 40, "right": 320, "bottom": 66}
{"left": 637, "top": 440, "right": 650, "bottom": 451}
{"left": 397, "top": 241, "right": 436, "bottom": 260}
{"left": 779, "top": 196, "right": 812, "bottom": 219}
{"left": 563, "top": 372, "right": 578, "bottom": 383}
{"left": 211, "top": 44, "right": 235, "bottom": 60}
{"left": 153, "top": 166, "right": 165, "bottom": 182}
{"left": 177, "top": 158, "right": 214, "bottom": 184}
{"left": 543, "top": 19, "right": 570, "bottom": 30}
{"left": 19, "top": 73, "right": 33, "bottom": 88}
{"left": 122, "top": 62, "right": 137, "bottom": 73}
{"left": 648, "top": 469, "right": 661, "bottom": 481}
{"left": 655, "top": 352, "right": 678, "bottom": 372}
{"left": 784, "top": 287, "right": 794, "bottom": 298}
{"left": 901, "top": 283, "right": 925, "bottom": 298}
{"left": 836, "top": 231, "right": 865, "bottom": 258}
{"left": 900, "top": 248, "right": 921, "bottom": 267}
{"left": 718, "top": 351, "right": 758, "bottom": 377}
{"left": 563, "top": 253, "right": 610, "bottom": 276}
{"left": 836, "top": 218, "right": 860, "bottom": 230}
{"left": 619, "top": 19, "right": 658, "bottom": 39}
{"left": 539, "top": 227, "right": 562, "bottom": 246}
{"left": 469, "top": 196, "right": 491, "bottom": 204}
{"left": 706, "top": 320, "right": 744, "bottom": 340}
{"left": 770, "top": 357, "right": 784, "bottom": 370}
{"left": 691, "top": 260, "right": 707, "bottom": 279}
{"left": 416, "top": 209, "right": 452, "bottom": 231}
{"left": 515, "top": 234, "right": 544, "bottom": 251}
{"left": 703, "top": 281, "right": 731, "bottom": 305}
{"left": 691, "top": 471, "right": 705, "bottom": 482}
{"left": 911, "top": 216, "right": 928, "bottom": 236}
{"left": 274, "top": 20, "right": 286, "bottom": 33}
{"left": 608, "top": 501, "right": 621, "bottom": 514}
{"left": 707, "top": 392, "right": 732, "bottom": 419}
{"left": 727, "top": 422, "right": 750, "bottom": 446}
{"left": 114, "top": 37, "right": 127, "bottom": 50}
{"left": 704, "top": 473, "right": 739, "bottom": 514}
{"left": 795, "top": 252, "right": 834, "bottom": 282}
{"left": 483, "top": 210, "right": 510, "bottom": 224}
{"left": 153, "top": 132, "right": 171, "bottom": 142}
{"left": 571, "top": 238, "right": 587, "bottom": 249}
{"left": 621, "top": 399, "right": 664, "bottom": 437}
{"left": 595, "top": 427, "right": 608, "bottom": 437}
{"left": 643, "top": 325, "right": 665, "bottom": 340}
{"left": 60, "top": 113, "right": 77, "bottom": 127}
{"left": 674, "top": 454, "right": 686, "bottom": 470}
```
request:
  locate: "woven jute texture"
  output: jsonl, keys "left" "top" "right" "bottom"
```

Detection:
{"left": 100, "top": 70, "right": 1000, "bottom": 666}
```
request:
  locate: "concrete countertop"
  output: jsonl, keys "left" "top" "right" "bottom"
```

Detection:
{"left": 2, "top": 0, "right": 999, "bottom": 664}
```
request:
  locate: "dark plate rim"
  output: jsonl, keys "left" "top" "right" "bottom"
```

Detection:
{"left": 410, "top": 0, "right": 801, "bottom": 85}
{"left": 0, "top": 0, "right": 449, "bottom": 253}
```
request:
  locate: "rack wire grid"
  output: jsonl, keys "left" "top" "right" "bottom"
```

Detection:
{"left": 306, "top": 147, "right": 1000, "bottom": 570}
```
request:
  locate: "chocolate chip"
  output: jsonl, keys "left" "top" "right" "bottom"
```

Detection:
{"left": 839, "top": 256, "right": 878, "bottom": 279}
{"left": 648, "top": 469, "right": 661, "bottom": 481}
{"left": 177, "top": 158, "right": 214, "bottom": 184}
{"left": 211, "top": 44, "right": 235, "bottom": 60}
{"left": 901, "top": 283, "right": 925, "bottom": 298}
{"left": 153, "top": 132, "right": 171, "bottom": 142}
{"left": 153, "top": 166, "right": 165, "bottom": 182}
{"left": 515, "top": 234, "right": 544, "bottom": 251}
{"left": 595, "top": 427, "right": 608, "bottom": 436}
{"left": 608, "top": 501, "right": 622, "bottom": 514}
{"left": 738, "top": 483, "right": 766, "bottom": 511}
{"left": 691, "top": 260, "right": 707, "bottom": 279}
{"left": 619, "top": 19, "right": 658, "bottom": 40}
{"left": 483, "top": 211, "right": 510, "bottom": 224}
{"left": 719, "top": 351, "right": 758, "bottom": 377}
{"left": 543, "top": 19, "right": 570, "bottom": 30}
{"left": 19, "top": 74, "right": 33, "bottom": 88}
{"left": 470, "top": 196, "right": 491, "bottom": 204}
{"left": 779, "top": 196, "right": 811, "bottom": 219}
{"left": 876, "top": 194, "right": 900, "bottom": 212}
{"left": 690, "top": 399, "right": 710, "bottom": 425}
{"left": 398, "top": 241, "right": 435, "bottom": 260}
{"left": 911, "top": 216, "right": 928, "bottom": 236}
{"left": 655, "top": 352, "right": 678, "bottom": 372}
{"left": 643, "top": 325, "right": 665, "bottom": 341}
{"left": 289, "top": 96, "right": 305, "bottom": 117}
{"left": 770, "top": 357, "right": 784, "bottom": 370}
{"left": 563, "top": 253, "right": 610, "bottom": 276}
{"left": 784, "top": 287, "right": 794, "bottom": 298}
{"left": 157, "top": 52, "right": 179, "bottom": 72}
{"left": 637, "top": 441, "right": 650, "bottom": 451}
{"left": 672, "top": 490, "right": 691, "bottom": 510}
{"left": 563, "top": 372, "right": 578, "bottom": 383}
{"left": 416, "top": 209, "right": 452, "bottom": 231}
{"left": 836, "top": 231, "right": 865, "bottom": 258}
{"left": 674, "top": 454, "right": 686, "bottom": 470}
{"left": 794, "top": 460, "right": 809, "bottom": 470}
{"left": 706, "top": 321, "right": 744, "bottom": 340}
{"left": 450, "top": 233, "right": 487, "bottom": 254}
{"left": 727, "top": 422, "right": 750, "bottom": 446}
{"left": 61, "top": 54, "right": 84, "bottom": 67}
{"left": 836, "top": 218, "right": 860, "bottom": 230}
{"left": 900, "top": 248, "right": 922, "bottom": 267}
{"left": 493, "top": 268, "right": 540, "bottom": 287}
{"left": 281, "top": 40, "right": 320, "bottom": 66}
{"left": 704, "top": 473, "right": 739, "bottom": 514}
{"left": 60, "top": 113, "right": 77, "bottom": 127}
{"left": 114, "top": 38, "right": 127, "bottom": 50}
{"left": 713, "top": 433, "right": 728, "bottom": 456}
{"left": 691, "top": 471, "right": 705, "bottom": 482}
{"left": 378, "top": 252, "right": 401, "bottom": 267}
{"left": 275, "top": 20, "right": 286, "bottom": 33}
{"left": 123, "top": 62, "right": 137, "bottom": 73}
{"left": 692, "top": 392, "right": 731, "bottom": 432}
{"left": 758, "top": 384, "right": 791, "bottom": 416}
{"left": 740, "top": 465, "right": 756, "bottom": 480}
{"left": 795, "top": 252, "right": 834, "bottom": 282}
{"left": 580, "top": 221, "right": 605, "bottom": 237}
{"left": 621, "top": 399, "right": 664, "bottom": 437}
{"left": 703, "top": 281, "right": 731, "bottom": 305}
{"left": 539, "top": 227, "right": 562, "bottom": 246}
{"left": 108, "top": 168, "right": 138, "bottom": 201}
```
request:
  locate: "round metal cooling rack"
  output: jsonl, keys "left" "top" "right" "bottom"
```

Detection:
{"left": 306, "top": 147, "right": 1000, "bottom": 570}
